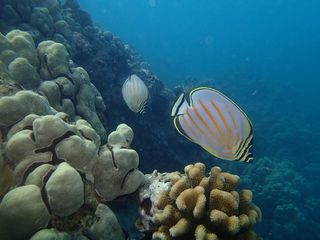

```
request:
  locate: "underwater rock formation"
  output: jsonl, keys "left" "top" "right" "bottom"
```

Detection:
{"left": 0, "top": 90, "right": 54, "bottom": 127}
{"left": 30, "top": 228, "right": 71, "bottom": 240}
{"left": 94, "top": 124, "right": 145, "bottom": 201}
{"left": 88, "top": 203, "right": 126, "bottom": 240}
{"left": 0, "top": 120, "right": 141, "bottom": 239}
{"left": 136, "top": 162, "right": 262, "bottom": 240}
{"left": 0, "top": 0, "right": 188, "bottom": 174}
{"left": 0, "top": 12, "right": 148, "bottom": 237}
{"left": 0, "top": 142, "right": 12, "bottom": 197}
{"left": 5, "top": 113, "right": 99, "bottom": 186}
{"left": 0, "top": 184, "right": 51, "bottom": 240}
{"left": 0, "top": 29, "right": 107, "bottom": 141}
{"left": 234, "top": 157, "right": 319, "bottom": 240}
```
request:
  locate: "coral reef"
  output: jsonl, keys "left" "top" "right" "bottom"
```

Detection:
{"left": 0, "top": 29, "right": 107, "bottom": 141}
{"left": 0, "top": 117, "right": 142, "bottom": 239}
{"left": 0, "top": 0, "right": 188, "bottom": 175}
{"left": 0, "top": 34, "right": 143, "bottom": 236}
{"left": 136, "top": 162, "right": 262, "bottom": 240}
{"left": 94, "top": 124, "right": 145, "bottom": 201}
{"left": 0, "top": 184, "right": 51, "bottom": 240}
{"left": 0, "top": 1, "right": 317, "bottom": 240}
{"left": 0, "top": 1, "right": 263, "bottom": 240}
{"left": 233, "top": 157, "right": 319, "bottom": 240}
{"left": 0, "top": 7, "right": 149, "bottom": 237}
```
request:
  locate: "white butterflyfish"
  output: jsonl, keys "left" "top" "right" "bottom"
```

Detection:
{"left": 171, "top": 87, "right": 254, "bottom": 162}
{"left": 122, "top": 74, "right": 149, "bottom": 113}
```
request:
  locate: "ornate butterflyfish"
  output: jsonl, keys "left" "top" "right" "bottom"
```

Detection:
{"left": 122, "top": 74, "right": 149, "bottom": 113}
{"left": 171, "top": 87, "right": 254, "bottom": 162}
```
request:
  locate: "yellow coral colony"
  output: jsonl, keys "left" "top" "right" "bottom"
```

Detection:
{"left": 137, "top": 162, "right": 262, "bottom": 240}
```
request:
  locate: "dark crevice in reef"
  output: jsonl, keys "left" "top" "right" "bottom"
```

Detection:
{"left": 21, "top": 161, "right": 51, "bottom": 186}
{"left": 35, "top": 131, "right": 76, "bottom": 165}
{"left": 54, "top": 82, "right": 64, "bottom": 106}
{"left": 55, "top": 81, "right": 74, "bottom": 103}
{"left": 45, "top": 73, "right": 75, "bottom": 86}
{"left": 29, "top": 132, "right": 36, "bottom": 143}
{"left": 43, "top": 55, "right": 53, "bottom": 77}
{"left": 110, "top": 149, "right": 117, "bottom": 169}
{"left": 56, "top": 73, "right": 75, "bottom": 86}
{"left": 55, "top": 81, "right": 66, "bottom": 98}
{"left": 70, "top": 81, "right": 82, "bottom": 118}
{"left": 107, "top": 144, "right": 118, "bottom": 169}
{"left": 22, "top": 125, "right": 33, "bottom": 131}
{"left": 78, "top": 129, "right": 92, "bottom": 142}
{"left": 121, "top": 168, "right": 135, "bottom": 189}
{"left": 41, "top": 169, "right": 55, "bottom": 216}
{"left": 82, "top": 230, "right": 96, "bottom": 240}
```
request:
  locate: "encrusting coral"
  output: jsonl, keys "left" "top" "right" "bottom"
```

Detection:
{"left": 136, "top": 162, "right": 262, "bottom": 240}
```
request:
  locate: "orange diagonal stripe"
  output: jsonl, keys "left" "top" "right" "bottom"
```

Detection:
{"left": 227, "top": 109, "right": 240, "bottom": 144}
{"left": 199, "top": 99, "right": 228, "bottom": 146}
{"left": 190, "top": 106, "right": 224, "bottom": 148}
{"left": 181, "top": 115, "right": 199, "bottom": 139}
{"left": 210, "top": 100, "right": 233, "bottom": 148}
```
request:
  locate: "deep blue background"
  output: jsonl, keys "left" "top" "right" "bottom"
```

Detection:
{"left": 78, "top": 0, "right": 320, "bottom": 88}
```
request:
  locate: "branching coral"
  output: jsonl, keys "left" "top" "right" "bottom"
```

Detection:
{"left": 137, "top": 163, "right": 262, "bottom": 240}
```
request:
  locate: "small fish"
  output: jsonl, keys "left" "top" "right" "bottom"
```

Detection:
{"left": 171, "top": 87, "right": 254, "bottom": 162}
{"left": 122, "top": 74, "right": 149, "bottom": 113}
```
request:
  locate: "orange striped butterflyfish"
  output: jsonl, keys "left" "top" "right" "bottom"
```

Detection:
{"left": 171, "top": 87, "right": 254, "bottom": 162}
{"left": 122, "top": 74, "right": 149, "bottom": 113}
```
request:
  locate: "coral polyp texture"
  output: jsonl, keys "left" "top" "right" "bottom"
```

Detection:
{"left": 136, "top": 163, "right": 262, "bottom": 240}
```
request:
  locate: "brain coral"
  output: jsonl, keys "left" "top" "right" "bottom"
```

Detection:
{"left": 136, "top": 162, "right": 262, "bottom": 240}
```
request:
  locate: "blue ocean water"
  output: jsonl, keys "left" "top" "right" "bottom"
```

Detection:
{"left": 78, "top": 1, "right": 320, "bottom": 239}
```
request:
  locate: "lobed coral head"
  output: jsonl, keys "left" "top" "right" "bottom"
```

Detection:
{"left": 136, "top": 163, "right": 262, "bottom": 240}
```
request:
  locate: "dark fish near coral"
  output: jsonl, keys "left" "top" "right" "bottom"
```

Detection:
{"left": 171, "top": 87, "right": 254, "bottom": 162}
{"left": 122, "top": 74, "right": 149, "bottom": 113}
